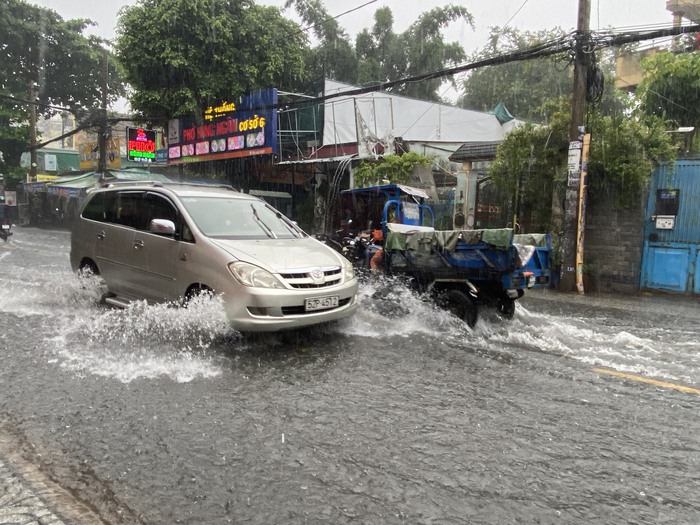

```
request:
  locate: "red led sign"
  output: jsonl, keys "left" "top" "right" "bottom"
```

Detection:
{"left": 127, "top": 127, "right": 157, "bottom": 163}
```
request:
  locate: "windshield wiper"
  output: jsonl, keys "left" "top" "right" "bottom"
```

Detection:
{"left": 250, "top": 204, "right": 276, "bottom": 238}
{"left": 276, "top": 211, "right": 303, "bottom": 238}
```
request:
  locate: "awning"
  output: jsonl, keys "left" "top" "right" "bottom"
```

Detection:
{"left": 39, "top": 169, "right": 173, "bottom": 198}
{"left": 47, "top": 173, "right": 100, "bottom": 198}
{"left": 25, "top": 173, "right": 96, "bottom": 194}
{"left": 342, "top": 183, "right": 430, "bottom": 200}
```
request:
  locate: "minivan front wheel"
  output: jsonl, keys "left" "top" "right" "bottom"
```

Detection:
{"left": 183, "top": 284, "right": 213, "bottom": 307}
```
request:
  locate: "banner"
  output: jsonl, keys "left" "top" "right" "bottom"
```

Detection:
{"left": 168, "top": 88, "right": 277, "bottom": 164}
{"left": 79, "top": 139, "right": 121, "bottom": 170}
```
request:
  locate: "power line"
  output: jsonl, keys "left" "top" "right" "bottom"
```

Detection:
{"left": 275, "top": 0, "right": 379, "bottom": 44}
{"left": 0, "top": 93, "right": 77, "bottom": 115}
{"left": 7, "top": 22, "right": 699, "bottom": 131}
{"left": 282, "top": 22, "right": 700, "bottom": 112}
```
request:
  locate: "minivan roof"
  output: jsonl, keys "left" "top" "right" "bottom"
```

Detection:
{"left": 91, "top": 181, "right": 258, "bottom": 200}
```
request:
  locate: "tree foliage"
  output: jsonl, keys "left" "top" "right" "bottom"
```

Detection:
{"left": 0, "top": 0, "right": 122, "bottom": 183}
{"left": 459, "top": 27, "right": 630, "bottom": 121}
{"left": 637, "top": 51, "right": 700, "bottom": 147}
{"left": 353, "top": 152, "right": 433, "bottom": 188}
{"left": 586, "top": 113, "right": 676, "bottom": 209}
{"left": 489, "top": 100, "right": 570, "bottom": 232}
{"left": 458, "top": 28, "right": 572, "bottom": 120}
{"left": 282, "top": 0, "right": 357, "bottom": 84}
{"left": 490, "top": 97, "right": 676, "bottom": 234}
{"left": 285, "top": 1, "right": 473, "bottom": 101}
{"left": 116, "top": 0, "right": 310, "bottom": 122}
{"left": 0, "top": 0, "right": 123, "bottom": 112}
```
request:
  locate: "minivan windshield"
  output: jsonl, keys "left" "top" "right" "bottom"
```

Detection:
{"left": 180, "top": 197, "right": 304, "bottom": 240}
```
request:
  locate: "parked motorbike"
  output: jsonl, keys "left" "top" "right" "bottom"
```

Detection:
{"left": 0, "top": 219, "right": 13, "bottom": 242}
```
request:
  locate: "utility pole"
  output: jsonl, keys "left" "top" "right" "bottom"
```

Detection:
{"left": 97, "top": 50, "right": 109, "bottom": 176}
{"left": 28, "top": 80, "right": 38, "bottom": 181}
{"left": 559, "top": 0, "right": 591, "bottom": 292}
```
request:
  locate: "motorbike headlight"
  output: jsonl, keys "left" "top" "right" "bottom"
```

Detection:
{"left": 343, "top": 258, "right": 355, "bottom": 281}
{"left": 229, "top": 262, "right": 286, "bottom": 289}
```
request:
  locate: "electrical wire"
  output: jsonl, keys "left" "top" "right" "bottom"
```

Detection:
{"left": 272, "top": 0, "right": 379, "bottom": 45}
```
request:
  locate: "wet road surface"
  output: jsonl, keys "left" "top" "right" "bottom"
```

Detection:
{"left": 1, "top": 227, "right": 699, "bottom": 524}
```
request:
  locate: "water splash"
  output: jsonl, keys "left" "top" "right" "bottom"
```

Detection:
{"left": 338, "top": 274, "right": 470, "bottom": 339}
{"left": 45, "top": 278, "right": 234, "bottom": 383}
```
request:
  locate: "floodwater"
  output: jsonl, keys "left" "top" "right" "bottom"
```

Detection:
{"left": 1, "top": 227, "right": 699, "bottom": 525}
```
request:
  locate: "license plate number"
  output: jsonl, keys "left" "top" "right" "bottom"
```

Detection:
{"left": 1, "top": 224, "right": 9, "bottom": 230}
{"left": 305, "top": 295, "right": 339, "bottom": 311}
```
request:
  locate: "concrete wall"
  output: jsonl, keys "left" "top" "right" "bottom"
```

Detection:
{"left": 583, "top": 189, "right": 647, "bottom": 294}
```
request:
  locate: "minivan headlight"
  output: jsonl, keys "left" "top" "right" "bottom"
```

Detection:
{"left": 229, "top": 261, "right": 286, "bottom": 289}
{"left": 343, "top": 258, "right": 355, "bottom": 280}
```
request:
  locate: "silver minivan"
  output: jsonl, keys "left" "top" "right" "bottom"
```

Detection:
{"left": 70, "top": 181, "right": 358, "bottom": 332}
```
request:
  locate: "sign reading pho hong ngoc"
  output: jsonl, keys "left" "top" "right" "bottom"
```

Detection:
{"left": 167, "top": 88, "right": 278, "bottom": 164}
{"left": 127, "top": 127, "right": 157, "bottom": 163}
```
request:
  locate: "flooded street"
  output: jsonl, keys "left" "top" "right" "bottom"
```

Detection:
{"left": 1, "top": 227, "right": 699, "bottom": 524}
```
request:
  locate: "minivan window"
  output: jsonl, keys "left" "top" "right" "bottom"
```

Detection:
{"left": 82, "top": 190, "right": 117, "bottom": 223}
{"left": 180, "top": 197, "right": 303, "bottom": 239}
{"left": 115, "top": 191, "right": 145, "bottom": 229}
{"left": 82, "top": 192, "right": 106, "bottom": 221}
{"left": 144, "top": 192, "right": 195, "bottom": 242}
{"left": 145, "top": 192, "right": 179, "bottom": 228}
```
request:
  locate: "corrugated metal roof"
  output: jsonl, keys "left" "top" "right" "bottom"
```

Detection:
{"left": 276, "top": 154, "right": 356, "bottom": 165}
{"left": 449, "top": 141, "right": 501, "bottom": 162}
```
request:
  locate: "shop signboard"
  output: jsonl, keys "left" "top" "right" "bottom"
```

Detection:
{"left": 168, "top": 88, "right": 277, "bottom": 164}
{"left": 127, "top": 127, "right": 157, "bottom": 163}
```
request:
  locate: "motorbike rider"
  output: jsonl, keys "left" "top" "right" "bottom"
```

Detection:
{"left": 369, "top": 212, "right": 397, "bottom": 271}
{"left": 0, "top": 202, "right": 12, "bottom": 241}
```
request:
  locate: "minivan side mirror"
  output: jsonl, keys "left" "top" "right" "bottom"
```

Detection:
{"left": 149, "top": 218, "right": 176, "bottom": 236}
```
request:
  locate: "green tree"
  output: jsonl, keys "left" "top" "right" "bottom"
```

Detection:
{"left": 489, "top": 98, "right": 675, "bottom": 235}
{"left": 0, "top": 0, "right": 122, "bottom": 180}
{"left": 285, "top": 2, "right": 473, "bottom": 101}
{"left": 396, "top": 6, "right": 473, "bottom": 101}
{"left": 116, "top": 0, "right": 310, "bottom": 122}
{"left": 353, "top": 152, "right": 433, "bottom": 188}
{"left": 458, "top": 27, "right": 629, "bottom": 120}
{"left": 488, "top": 99, "right": 570, "bottom": 232}
{"left": 637, "top": 51, "right": 700, "bottom": 149}
{"left": 355, "top": 7, "right": 404, "bottom": 87}
{"left": 586, "top": 112, "right": 676, "bottom": 210}
{"left": 459, "top": 28, "right": 572, "bottom": 120}
{"left": 283, "top": 0, "right": 357, "bottom": 84}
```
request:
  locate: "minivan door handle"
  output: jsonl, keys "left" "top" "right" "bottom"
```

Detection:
{"left": 133, "top": 239, "right": 144, "bottom": 250}
{"left": 96, "top": 230, "right": 106, "bottom": 241}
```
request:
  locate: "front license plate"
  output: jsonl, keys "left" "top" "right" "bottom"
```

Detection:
{"left": 305, "top": 295, "right": 339, "bottom": 312}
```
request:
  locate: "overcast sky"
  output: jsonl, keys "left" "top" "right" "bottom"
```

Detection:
{"left": 28, "top": 0, "right": 681, "bottom": 110}
{"left": 30, "top": 0, "right": 678, "bottom": 47}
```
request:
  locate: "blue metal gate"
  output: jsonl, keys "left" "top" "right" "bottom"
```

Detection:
{"left": 641, "top": 161, "right": 700, "bottom": 295}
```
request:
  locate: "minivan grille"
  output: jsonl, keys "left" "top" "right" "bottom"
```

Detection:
{"left": 279, "top": 267, "right": 342, "bottom": 289}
